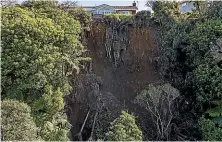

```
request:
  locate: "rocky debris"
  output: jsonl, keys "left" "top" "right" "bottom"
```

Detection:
{"left": 66, "top": 73, "right": 123, "bottom": 140}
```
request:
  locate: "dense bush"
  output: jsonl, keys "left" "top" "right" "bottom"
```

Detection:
{"left": 104, "top": 14, "right": 132, "bottom": 22}
{"left": 195, "top": 56, "right": 222, "bottom": 102}
{"left": 106, "top": 111, "right": 143, "bottom": 141}
{"left": 67, "top": 8, "right": 92, "bottom": 30}
{"left": 187, "top": 19, "right": 222, "bottom": 67}
{"left": 2, "top": 1, "right": 222, "bottom": 141}
{"left": 1, "top": 6, "right": 85, "bottom": 103}
{"left": 38, "top": 112, "right": 71, "bottom": 141}
{"left": 199, "top": 117, "right": 222, "bottom": 141}
{"left": 152, "top": 1, "right": 222, "bottom": 140}
{"left": 1, "top": 2, "right": 89, "bottom": 141}
{"left": 1, "top": 99, "right": 38, "bottom": 141}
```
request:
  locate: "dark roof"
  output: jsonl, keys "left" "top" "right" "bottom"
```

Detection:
{"left": 81, "top": 5, "right": 138, "bottom": 10}
{"left": 81, "top": 6, "right": 94, "bottom": 8}
{"left": 112, "top": 6, "right": 138, "bottom": 10}
{"left": 181, "top": 1, "right": 194, "bottom": 4}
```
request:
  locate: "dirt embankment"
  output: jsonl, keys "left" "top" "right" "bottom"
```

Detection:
{"left": 88, "top": 23, "right": 161, "bottom": 107}
{"left": 66, "top": 21, "right": 162, "bottom": 140}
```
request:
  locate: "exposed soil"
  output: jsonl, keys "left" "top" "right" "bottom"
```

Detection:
{"left": 66, "top": 22, "right": 162, "bottom": 140}
{"left": 88, "top": 23, "right": 161, "bottom": 110}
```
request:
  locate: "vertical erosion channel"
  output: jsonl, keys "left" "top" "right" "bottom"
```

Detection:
{"left": 65, "top": 17, "right": 161, "bottom": 140}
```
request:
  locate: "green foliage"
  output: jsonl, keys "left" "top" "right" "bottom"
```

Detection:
{"left": 154, "top": 1, "right": 195, "bottom": 92}
{"left": 32, "top": 85, "right": 64, "bottom": 115}
{"left": 135, "top": 84, "right": 179, "bottom": 140}
{"left": 22, "top": 0, "right": 58, "bottom": 9}
{"left": 199, "top": 117, "right": 222, "bottom": 141}
{"left": 67, "top": 8, "right": 92, "bottom": 30}
{"left": 212, "top": 116, "right": 222, "bottom": 127}
{"left": 154, "top": 1, "right": 222, "bottom": 140}
{"left": 152, "top": 1, "right": 181, "bottom": 25}
{"left": 106, "top": 111, "right": 143, "bottom": 141}
{"left": 1, "top": 3, "right": 89, "bottom": 141}
{"left": 188, "top": 19, "right": 222, "bottom": 66}
{"left": 206, "top": 1, "right": 222, "bottom": 19}
{"left": 1, "top": 99, "right": 39, "bottom": 141}
{"left": 1, "top": 5, "right": 86, "bottom": 104}
{"left": 195, "top": 56, "right": 222, "bottom": 102}
{"left": 38, "top": 112, "right": 71, "bottom": 141}
{"left": 135, "top": 84, "right": 179, "bottom": 107}
{"left": 191, "top": 20, "right": 222, "bottom": 129}
{"left": 207, "top": 106, "right": 222, "bottom": 118}
{"left": 104, "top": 14, "right": 132, "bottom": 22}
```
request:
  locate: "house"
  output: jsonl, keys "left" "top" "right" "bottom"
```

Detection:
{"left": 180, "top": 1, "right": 196, "bottom": 13}
{"left": 81, "top": 1, "right": 138, "bottom": 15}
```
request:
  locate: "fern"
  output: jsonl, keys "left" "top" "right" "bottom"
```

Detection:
{"left": 206, "top": 106, "right": 222, "bottom": 117}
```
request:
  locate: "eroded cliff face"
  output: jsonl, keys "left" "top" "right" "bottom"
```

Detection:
{"left": 88, "top": 21, "right": 161, "bottom": 103}
{"left": 65, "top": 17, "right": 162, "bottom": 140}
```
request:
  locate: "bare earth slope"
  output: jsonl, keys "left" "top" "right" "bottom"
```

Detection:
{"left": 66, "top": 22, "right": 162, "bottom": 140}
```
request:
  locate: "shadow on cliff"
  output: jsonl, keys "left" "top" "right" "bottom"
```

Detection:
{"left": 65, "top": 19, "right": 162, "bottom": 140}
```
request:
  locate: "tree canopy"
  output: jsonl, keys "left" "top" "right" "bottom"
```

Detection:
{"left": 1, "top": 1, "right": 89, "bottom": 141}
{"left": 106, "top": 111, "right": 143, "bottom": 141}
{"left": 1, "top": 99, "right": 39, "bottom": 141}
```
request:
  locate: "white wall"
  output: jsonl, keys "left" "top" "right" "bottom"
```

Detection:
{"left": 92, "top": 9, "right": 116, "bottom": 14}
{"left": 118, "top": 11, "right": 132, "bottom": 14}
{"left": 180, "top": 2, "right": 196, "bottom": 13}
{"left": 92, "top": 5, "right": 116, "bottom": 15}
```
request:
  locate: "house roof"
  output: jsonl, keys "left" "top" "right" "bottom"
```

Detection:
{"left": 181, "top": 1, "right": 194, "bottom": 4}
{"left": 112, "top": 6, "right": 138, "bottom": 10}
{"left": 81, "top": 6, "right": 94, "bottom": 8}
{"left": 81, "top": 4, "right": 138, "bottom": 10}
{"left": 94, "top": 4, "right": 116, "bottom": 10}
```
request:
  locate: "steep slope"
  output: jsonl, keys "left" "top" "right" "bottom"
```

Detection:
{"left": 66, "top": 18, "right": 162, "bottom": 140}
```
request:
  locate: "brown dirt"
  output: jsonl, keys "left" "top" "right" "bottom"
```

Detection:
{"left": 88, "top": 23, "right": 161, "bottom": 107}
{"left": 66, "top": 22, "right": 162, "bottom": 140}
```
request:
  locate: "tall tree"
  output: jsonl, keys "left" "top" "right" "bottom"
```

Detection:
{"left": 106, "top": 111, "right": 143, "bottom": 141}
{"left": 135, "top": 84, "right": 179, "bottom": 140}
{"left": 1, "top": 4, "right": 88, "bottom": 141}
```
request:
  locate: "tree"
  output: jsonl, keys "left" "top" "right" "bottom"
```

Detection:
{"left": 187, "top": 19, "right": 222, "bottom": 68}
{"left": 67, "top": 7, "right": 92, "bottom": 29}
{"left": 38, "top": 112, "right": 72, "bottom": 141}
{"left": 207, "top": 1, "right": 222, "bottom": 18}
{"left": 146, "top": 0, "right": 154, "bottom": 9}
{"left": 195, "top": 56, "right": 222, "bottom": 103}
{"left": 59, "top": 0, "right": 78, "bottom": 10}
{"left": 199, "top": 117, "right": 222, "bottom": 141}
{"left": 21, "top": 0, "right": 58, "bottom": 9}
{"left": 0, "top": 0, "right": 17, "bottom": 7}
{"left": 106, "top": 111, "right": 143, "bottom": 141}
{"left": 147, "top": 1, "right": 222, "bottom": 140}
{"left": 1, "top": 99, "right": 39, "bottom": 141}
{"left": 1, "top": 5, "right": 87, "bottom": 107}
{"left": 32, "top": 85, "right": 64, "bottom": 116}
{"left": 135, "top": 84, "right": 179, "bottom": 140}
{"left": 151, "top": 1, "right": 181, "bottom": 26}
{"left": 1, "top": 4, "right": 89, "bottom": 141}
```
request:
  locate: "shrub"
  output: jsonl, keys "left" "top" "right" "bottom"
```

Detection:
{"left": 104, "top": 14, "right": 132, "bottom": 22}
{"left": 1, "top": 99, "right": 39, "bottom": 141}
{"left": 106, "top": 111, "right": 143, "bottom": 141}
{"left": 199, "top": 117, "right": 222, "bottom": 141}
